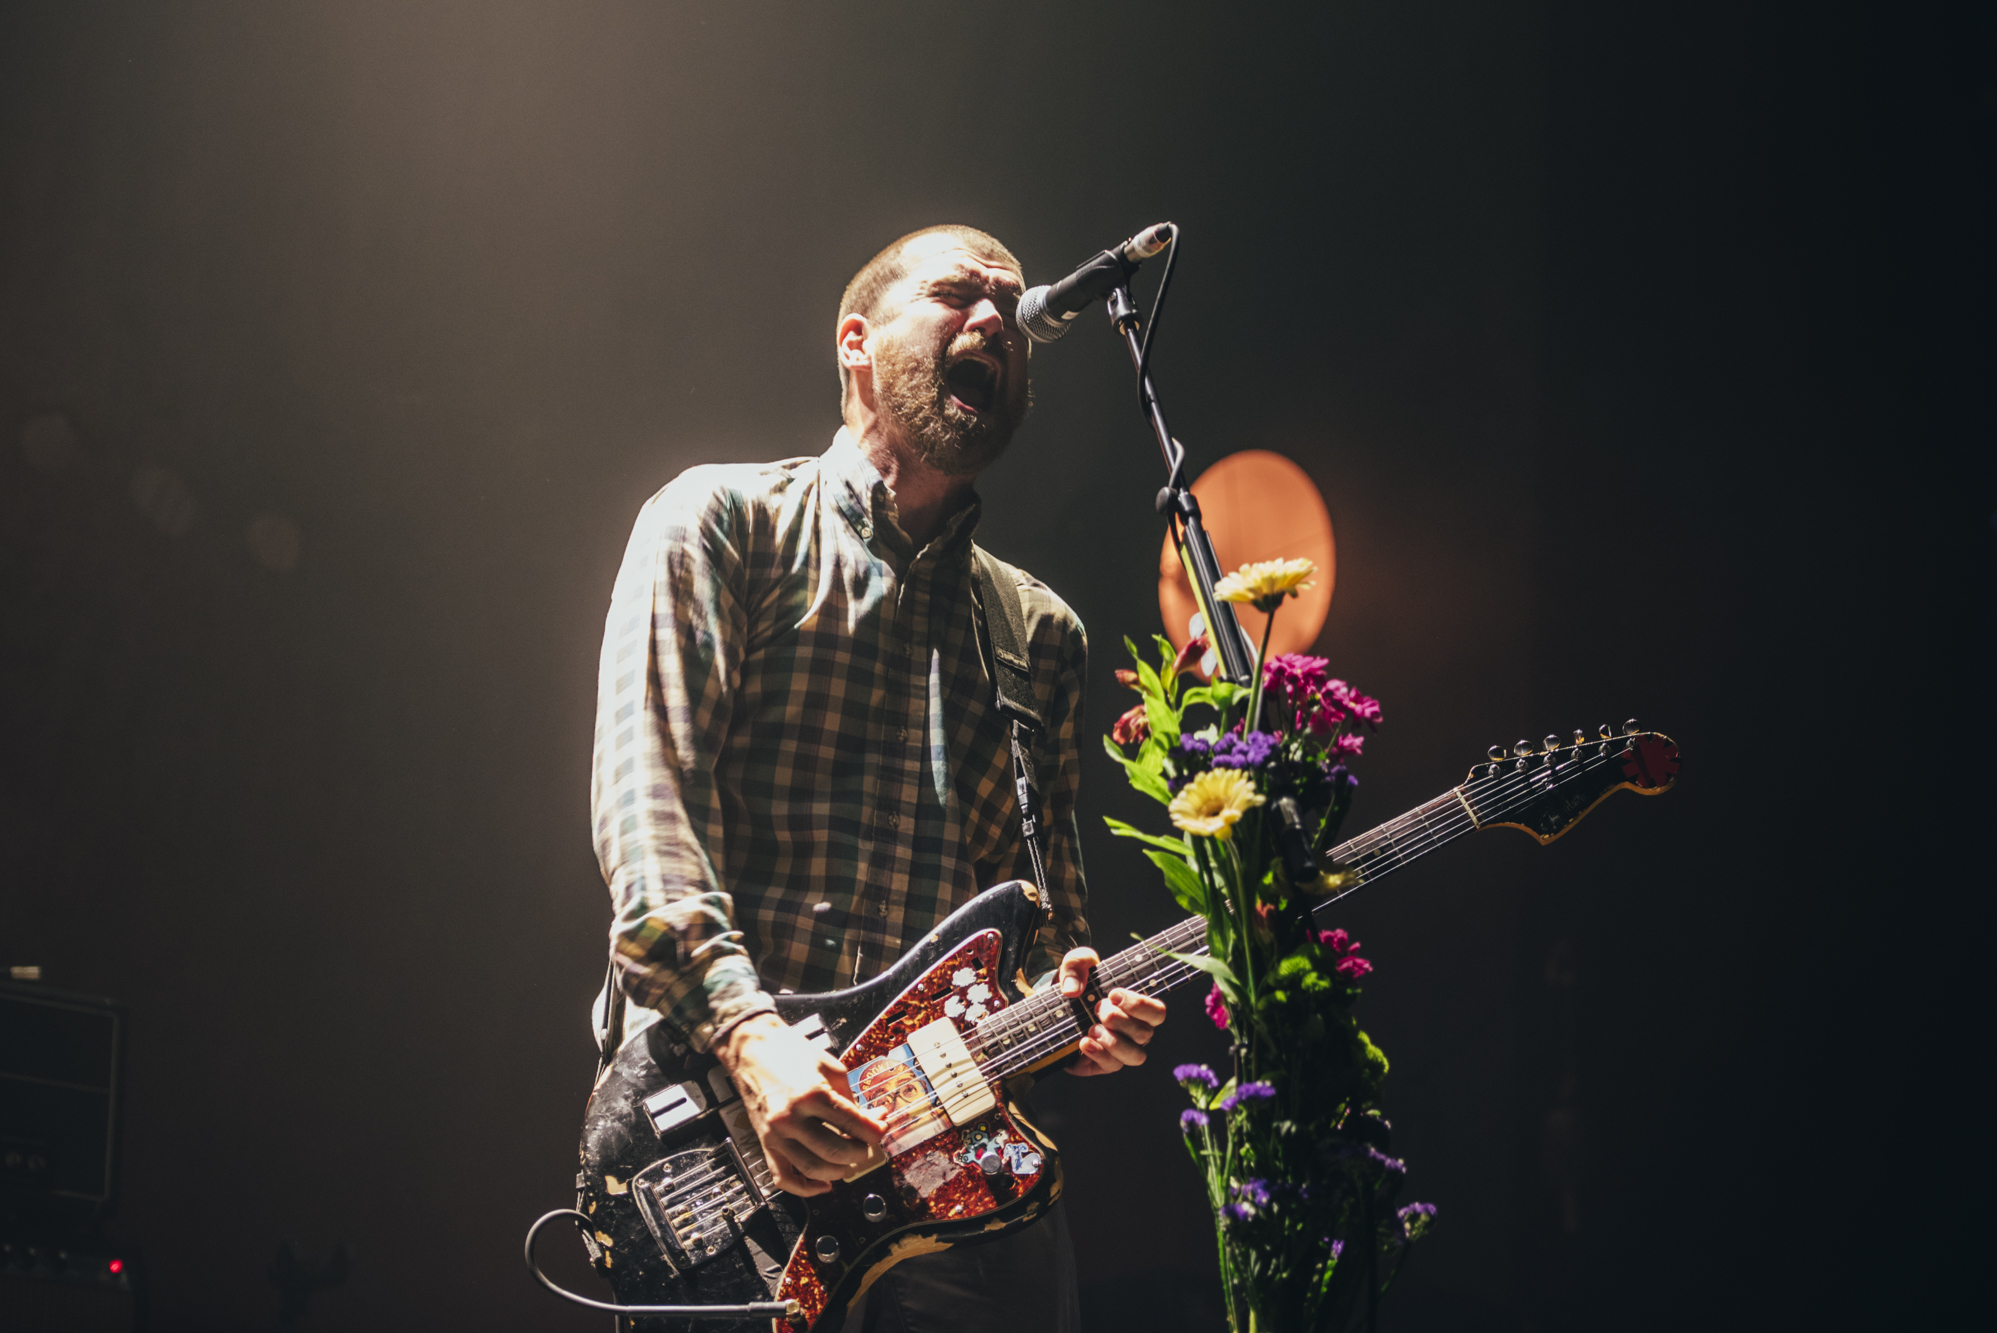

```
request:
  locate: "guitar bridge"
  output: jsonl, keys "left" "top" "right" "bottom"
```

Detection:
{"left": 631, "top": 1140, "right": 767, "bottom": 1274}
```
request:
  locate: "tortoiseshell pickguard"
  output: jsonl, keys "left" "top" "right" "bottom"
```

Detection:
{"left": 775, "top": 929, "right": 1053, "bottom": 1331}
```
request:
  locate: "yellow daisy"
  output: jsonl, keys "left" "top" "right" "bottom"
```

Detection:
{"left": 1169, "top": 768, "right": 1267, "bottom": 840}
{"left": 1214, "top": 558, "right": 1317, "bottom": 614}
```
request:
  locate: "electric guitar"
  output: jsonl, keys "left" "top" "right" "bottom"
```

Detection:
{"left": 575, "top": 723, "right": 1681, "bottom": 1331}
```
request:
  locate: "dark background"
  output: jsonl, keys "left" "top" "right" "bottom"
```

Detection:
{"left": 2, "top": 2, "right": 1982, "bottom": 1330}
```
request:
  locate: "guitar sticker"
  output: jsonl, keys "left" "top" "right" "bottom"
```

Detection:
{"left": 848, "top": 1045, "right": 950, "bottom": 1155}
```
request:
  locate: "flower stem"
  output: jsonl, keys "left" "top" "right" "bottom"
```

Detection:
{"left": 1243, "top": 605, "right": 1278, "bottom": 733}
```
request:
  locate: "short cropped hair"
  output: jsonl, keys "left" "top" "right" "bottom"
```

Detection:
{"left": 837, "top": 225, "right": 1021, "bottom": 399}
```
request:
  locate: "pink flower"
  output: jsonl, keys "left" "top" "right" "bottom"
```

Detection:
{"left": 1305, "top": 699, "right": 1349, "bottom": 739}
{"left": 1263, "top": 653, "right": 1330, "bottom": 698}
{"left": 1327, "top": 680, "right": 1383, "bottom": 728}
{"left": 1332, "top": 731, "right": 1366, "bottom": 757}
{"left": 1170, "top": 634, "right": 1210, "bottom": 680}
{"left": 1204, "top": 984, "right": 1230, "bottom": 1030}
{"left": 1115, "top": 668, "right": 1141, "bottom": 690}
{"left": 1320, "top": 928, "right": 1373, "bottom": 981}
{"left": 1111, "top": 704, "right": 1150, "bottom": 747}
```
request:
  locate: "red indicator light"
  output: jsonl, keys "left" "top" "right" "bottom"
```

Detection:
{"left": 108, "top": 1259, "right": 123, "bottom": 1274}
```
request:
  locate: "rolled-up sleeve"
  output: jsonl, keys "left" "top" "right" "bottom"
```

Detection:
{"left": 592, "top": 479, "right": 776, "bottom": 1052}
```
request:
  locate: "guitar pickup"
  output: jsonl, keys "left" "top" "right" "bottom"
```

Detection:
{"left": 644, "top": 1079, "right": 710, "bottom": 1135}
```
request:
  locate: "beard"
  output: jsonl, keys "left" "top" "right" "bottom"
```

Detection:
{"left": 873, "top": 327, "right": 1027, "bottom": 478}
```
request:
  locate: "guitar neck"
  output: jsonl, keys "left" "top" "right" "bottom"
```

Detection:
{"left": 969, "top": 784, "right": 1481, "bottom": 1080}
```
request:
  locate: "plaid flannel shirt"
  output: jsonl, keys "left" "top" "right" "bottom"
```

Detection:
{"left": 592, "top": 430, "right": 1091, "bottom": 1052}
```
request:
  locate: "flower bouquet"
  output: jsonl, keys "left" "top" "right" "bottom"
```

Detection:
{"left": 1105, "top": 558, "right": 1434, "bottom": 1332}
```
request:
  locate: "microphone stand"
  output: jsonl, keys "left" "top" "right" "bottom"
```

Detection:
{"left": 1101, "top": 285, "right": 1258, "bottom": 687}
{"left": 1104, "top": 279, "right": 1324, "bottom": 892}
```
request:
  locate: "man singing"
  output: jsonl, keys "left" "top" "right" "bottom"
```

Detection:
{"left": 591, "top": 225, "right": 1167, "bottom": 1331}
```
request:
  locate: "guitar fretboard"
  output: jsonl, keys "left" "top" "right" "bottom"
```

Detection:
{"left": 967, "top": 743, "right": 1624, "bottom": 1079}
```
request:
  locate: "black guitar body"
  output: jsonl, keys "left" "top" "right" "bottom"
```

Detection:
{"left": 577, "top": 880, "right": 1058, "bottom": 1332}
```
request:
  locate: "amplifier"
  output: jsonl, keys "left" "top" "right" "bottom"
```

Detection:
{"left": 0, "top": 981, "right": 122, "bottom": 1221}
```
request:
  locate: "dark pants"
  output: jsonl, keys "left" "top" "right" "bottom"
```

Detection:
{"left": 827, "top": 1202, "right": 1080, "bottom": 1333}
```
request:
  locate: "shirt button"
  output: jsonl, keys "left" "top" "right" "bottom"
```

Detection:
{"left": 877, "top": 902, "right": 889, "bottom": 917}
{"left": 897, "top": 725, "right": 908, "bottom": 743}
{"left": 887, "top": 811, "right": 901, "bottom": 829}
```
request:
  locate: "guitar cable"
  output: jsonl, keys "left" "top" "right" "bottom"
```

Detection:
{"left": 525, "top": 1209, "right": 801, "bottom": 1323}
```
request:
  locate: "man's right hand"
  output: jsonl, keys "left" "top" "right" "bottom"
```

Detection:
{"left": 715, "top": 1012, "right": 886, "bottom": 1197}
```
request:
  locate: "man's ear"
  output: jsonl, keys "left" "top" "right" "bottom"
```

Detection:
{"left": 837, "top": 313, "right": 873, "bottom": 386}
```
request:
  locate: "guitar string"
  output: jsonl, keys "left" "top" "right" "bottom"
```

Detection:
{"left": 958, "top": 743, "right": 1646, "bottom": 1081}
{"left": 863, "top": 743, "right": 1650, "bottom": 1111}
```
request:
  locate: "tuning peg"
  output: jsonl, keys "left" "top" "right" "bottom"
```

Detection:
{"left": 1598, "top": 723, "right": 1613, "bottom": 740}
{"left": 1573, "top": 729, "right": 1587, "bottom": 747}
{"left": 1488, "top": 746, "right": 1505, "bottom": 762}
{"left": 1513, "top": 740, "right": 1532, "bottom": 757}
{"left": 1624, "top": 718, "right": 1639, "bottom": 735}
{"left": 1543, "top": 734, "right": 1560, "bottom": 753}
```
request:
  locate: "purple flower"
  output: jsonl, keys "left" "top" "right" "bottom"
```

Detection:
{"left": 1327, "top": 1238, "right": 1345, "bottom": 1259}
{"left": 1218, "top": 1081, "right": 1276, "bottom": 1112}
{"left": 1221, "top": 1202, "right": 1253, "bottom": 1223}
{"left": 1211, "top": 729, "right": 1278, "bottom": 770}
{"left": 1173, "top": 1063, "right": 1220, "bottom": 1090}
{"left": 1180, "top": 1108, "right": 1210, "bottom": 1133}
{"left": 1231, "top": 1178, "right": 1271, "bottom": 1207}
{"left": 1391, "top": 1202, "right": 1438, "bottom": 1248}
{"left": 1180, "top": 735, "right": 1213, "bottom": 760}
{"left": 1328, "top": 1142, "right": 1407, "bottom": 1177}
{"left": 1204, "top": 985, "right": 1230, "bottom": 1030}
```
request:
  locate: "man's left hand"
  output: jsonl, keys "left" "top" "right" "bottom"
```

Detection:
{"left": 1057, "top": 947, "right": 1168, "bottom": 1076}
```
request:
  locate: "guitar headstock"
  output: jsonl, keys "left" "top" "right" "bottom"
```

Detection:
{"left": 1460, "top": 719, "right": 1680, "bottom": 845}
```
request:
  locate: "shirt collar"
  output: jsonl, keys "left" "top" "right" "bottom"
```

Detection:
{"left": 824, "top": 427, "right": 983, "bottom": 560}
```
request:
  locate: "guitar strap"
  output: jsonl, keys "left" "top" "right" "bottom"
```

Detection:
{"left": 970, "top": 547, "right": 1053, "bottom": 917}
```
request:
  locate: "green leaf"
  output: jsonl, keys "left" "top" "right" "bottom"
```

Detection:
{"left": 1153, "top": 947, "right": 1239, "bottom": 990}
{"left": 1144, "top": 848, "right": 1208, "bottom": 914}
{"left": 1101, "top": 734, "right": 1172, "bottom": 804}
{"left": 1103, "top": 818, "right": 1194, "bottom": 857}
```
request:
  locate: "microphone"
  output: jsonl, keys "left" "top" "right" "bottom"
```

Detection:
{"left": 1017, "top": 223, "right": 1174, "bottom": 344}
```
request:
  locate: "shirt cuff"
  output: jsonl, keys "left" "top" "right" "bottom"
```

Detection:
{"left": 682, "top": 954, "right": 778, "bottom": 1054}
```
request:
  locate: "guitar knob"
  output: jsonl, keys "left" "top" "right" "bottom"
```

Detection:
{"left": 814, "top": 1234, "right": 842, "bottom": 1264}
{"left": 1543, "top": 734, "right": 1559, "bottom": 753}
{"left": 863, "top": 1193, "right": 887, "bottom": 1222}
{"left": 977, "top": 1148, "right": 1004, "bottom": 1176}
{"left": 1488, "top": 745, "right": 1505, "bottom": 762}
{"left": 1513, "top": 740, "right": 1532, "bottom": 757}
{"left": 1624, "top": 718, "right": 1639, "bottom": 735}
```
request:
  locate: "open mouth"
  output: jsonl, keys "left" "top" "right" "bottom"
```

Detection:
{"left": 944, "top": 355, "right": 998, "bottom": 415}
